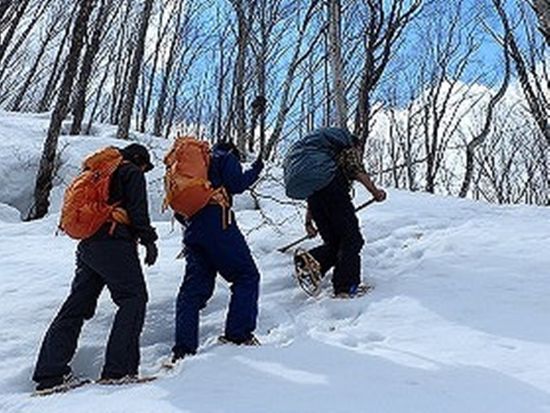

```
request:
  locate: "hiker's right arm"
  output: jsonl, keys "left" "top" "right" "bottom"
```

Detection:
{"left": 356, "top": 172, "right": 386, "bottom": 202}
{"left": 221, "top": 154, "right": 263, "bottom": 194}
{"left": 338, "top": 147, "right": 386, "bottom": 202}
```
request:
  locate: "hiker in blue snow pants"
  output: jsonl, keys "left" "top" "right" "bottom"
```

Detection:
{"left": 172, "top": 142, "right": 264, "bottom": 360}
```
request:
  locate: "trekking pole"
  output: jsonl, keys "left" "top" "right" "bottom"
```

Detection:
{"left": 277, "top": 198, "right": 377, "bottom": 253}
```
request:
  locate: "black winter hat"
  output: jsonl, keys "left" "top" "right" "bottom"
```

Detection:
{"left": 121, "top": 143, "right": 154, "bottom": 172}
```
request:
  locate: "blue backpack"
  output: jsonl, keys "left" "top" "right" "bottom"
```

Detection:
{"left": 283, "top": 128, "right": 355, "bottom": 199}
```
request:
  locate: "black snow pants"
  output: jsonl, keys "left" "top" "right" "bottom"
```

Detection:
{"left": 307, "top": 171, "right": 364, "bottom": 294}
{"left": 33, "top": 239, "right": 148, "bottom": 382}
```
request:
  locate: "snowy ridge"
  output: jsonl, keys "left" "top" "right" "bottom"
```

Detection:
{"left": 1, "top": 113, "right": 550, "bottom": 412}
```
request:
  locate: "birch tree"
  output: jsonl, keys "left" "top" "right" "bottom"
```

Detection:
{"left": 117, "top": 0, "right": 154, "bottom": 140}
{"left": 327, "top": 0, "right": 347, "bottom": 128}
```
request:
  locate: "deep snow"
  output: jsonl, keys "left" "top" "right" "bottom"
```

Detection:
{"left": 1, "top": 112, "right": 550, "bottom": 412}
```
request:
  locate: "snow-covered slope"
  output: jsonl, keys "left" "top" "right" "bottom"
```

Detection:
{"left": 1, "top": 112, "right": 550, "bottom": 412}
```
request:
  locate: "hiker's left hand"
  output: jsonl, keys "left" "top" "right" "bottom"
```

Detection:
{"left": 252, "top": 158, "right": 264, "bottom": 172}
{"left": 144, "top": 242, "right": 158, "bottom": 266}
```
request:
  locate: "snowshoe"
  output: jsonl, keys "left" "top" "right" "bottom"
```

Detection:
{"left": 294, "top": 248, "right": 323, "bottom": 297}
{"left": 33, "top": 373, "right": 91, "bottom": 397}
{"left": 332, "top": 284, "right": 374, "bottom": 299}
{"left": 96, "top": 375, "right": 157, "bottom": 386}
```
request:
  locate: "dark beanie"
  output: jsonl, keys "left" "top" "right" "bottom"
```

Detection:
{"left": 213, "top": 141, "right": 242, "bottom": 161}
{"left": 121, "top": 143, "right": 154, "bottom": 172}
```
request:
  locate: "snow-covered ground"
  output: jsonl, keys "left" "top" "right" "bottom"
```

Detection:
{"left": 1, "top": 112, "right": 550, "bottom": 412}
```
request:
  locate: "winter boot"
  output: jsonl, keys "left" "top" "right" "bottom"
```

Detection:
{"left": 34, "top": 373, "right": 91, "bottom": 396}
{"left": 294, "top": 248, "right": 323, "bottom": 296}
{"left": 333, "top": 283, "right": 374, "bottom": 299}
{"left": 218, "top": 334, "right": 261, "bottom": 346}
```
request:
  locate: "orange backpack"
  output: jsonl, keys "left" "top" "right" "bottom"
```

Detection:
{"left": 163, "top": 136, "right": 228, "bottom": 220}
{"left": 59, "top": 147, "right": 130, "bottom": 239}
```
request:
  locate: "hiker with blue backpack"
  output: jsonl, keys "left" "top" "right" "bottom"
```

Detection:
{"left": 163, "top": 138, "right": 264, "bottom": 363}
{"left": 283, "top": 128, "right": 386, "bottom": 298}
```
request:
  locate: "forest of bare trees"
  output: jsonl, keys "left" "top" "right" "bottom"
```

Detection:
{"left": 0, "top": 0, "right": 546, "bottom": 219}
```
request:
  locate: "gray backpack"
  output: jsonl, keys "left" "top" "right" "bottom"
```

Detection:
{"left": 283, "top": 128, "right": 355, "bottom": 199}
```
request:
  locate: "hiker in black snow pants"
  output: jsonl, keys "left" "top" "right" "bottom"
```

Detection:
{"left": 284, "top": 128, "right": 386, "bottom": 298}
{"left": 33, "top": 144, "right": 158, "bottom": 393}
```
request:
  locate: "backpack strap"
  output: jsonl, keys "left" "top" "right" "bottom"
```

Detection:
{"left": 107, "top": 205, "right": 131, "bottom": 236}
{"left": 107, "top": 161, "right": 132, "bottom": 236}
{"left": 209, "top": 187, "right": 231, "bottom": 229}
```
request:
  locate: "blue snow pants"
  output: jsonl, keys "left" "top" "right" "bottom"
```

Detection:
{"left": 173, "top": 207, "right": 260, "bottom": 355}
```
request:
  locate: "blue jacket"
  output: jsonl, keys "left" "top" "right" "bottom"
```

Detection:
{"left": 283, "top": 128, "right": 356, "bottom": 200}
{"left": 207, "top": 145, "right": 262, "bottom": 199}
{"left": 177, "top": 144, "right": 262, "bottom": 244}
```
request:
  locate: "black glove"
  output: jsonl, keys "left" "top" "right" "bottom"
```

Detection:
{"left": 252, "top": 95, "right": 267, "bottom": 115}
{"left": 252, "top": 157, "right": 264, "bottom": 172}
{"left": 144, "top": 242, "right": 158, "bottom": 266}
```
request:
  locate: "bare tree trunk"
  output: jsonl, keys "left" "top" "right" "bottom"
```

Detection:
{"left": 70, "top": 0, "right": 113, "bottom": 135}
{"left": 0, "top": 0, "right": 52, "bottom": 83}
{"left": 112, "top": 51, "right": 132, "bottom": 124}
{"left": 531, "top": 0, "right": 550, "bottom": 44}
{"left": 248, "top": 0, "right": 274, "bottom": 153}
{"left": 152, "top": 0, "right": 185, "bottom": 136}
{"left": 459, "top": 39, "right": 511, "bottom": 198}
{"left": 230, "top": 0, "right": 253, "bottom": 153}
{"left": 0, "top": 0, "right": 12, "bottom": 24}
{"left": 323, "top": 27, "right": 331, "bottom": 127}
{"left": 27, "top": 0, "right": 96, "bottom": 221}
{"left": 215, "top": 23, "right": 229, "bottom": 140}
{"left": 494, "top": 0, "right": 549, "bottom": 146}
{"left": 307, "top": 53, "right": 315, "bottom": 132}
{"left": 164, "top": 57, "right": 192, "bottom": 139}
{"left": 327, "top": 0, "right": 347, "bottom": 128}
{"left": 0, "top": 0, "right": 29, "bottom": 65}
{"left": 152, "top": 41, "right": 177, "bottom": 137}
{"left": 38, "top": 56, "right": 68, "bottom": 112}
{"left": 86, "top": 43, "right": 118, "bottom": 134}
{"left": 109, "top": 0, "right": 134, "bottom": 124}
{"left": 117, "top": 0, "right": 154, "bottom": 140}
{"left": 10, "top": 15, "right": 62, "bottom": 111}
{"left": 37, "top": 7, "right": 76, "bottom": 112}
{"left": 257, "top": 8, "right": 269, "bottom": 155}
{"left": 140, "top": 1, "right": 169, "bottom": 133}
{"left": 264, "top": 0, "right": 321, "bottom": 159}
{"left": 354, "top": 0, "right": 422, "bottom": 147}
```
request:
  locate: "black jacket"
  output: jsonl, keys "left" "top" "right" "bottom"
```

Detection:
{"left": 89, "top": 162, "right": 157, "bottom": 245}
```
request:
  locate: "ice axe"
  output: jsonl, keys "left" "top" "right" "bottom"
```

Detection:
{"left": 277, "top": 198, "right": 377, "bottom": 253}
